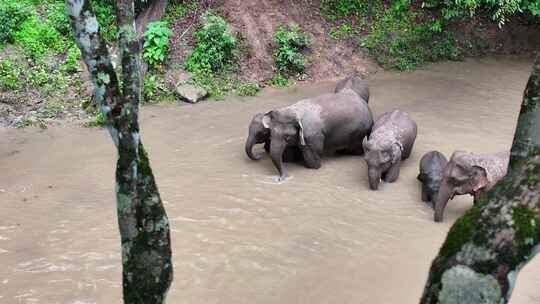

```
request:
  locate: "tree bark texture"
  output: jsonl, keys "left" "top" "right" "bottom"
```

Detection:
{"left": 420, "top": 54, "right": 540, "bottom": 304}
{"left": 65, "top": 1, "right": 173, "bottom": 303}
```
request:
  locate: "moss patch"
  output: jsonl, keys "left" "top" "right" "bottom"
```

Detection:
{"left": 440, "top": 207, "right": 482, "bottom": 258}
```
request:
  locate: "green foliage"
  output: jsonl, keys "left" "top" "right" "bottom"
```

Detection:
{"left": 142, "top": 74, "right": 167, "bottom": 103}
{"left": 165, "top": 1, "right": 199, "bottom": 22}
{"left": 273, "top": 25, "right": 311, "bottom": 76}
{"left": 268, "top": 74, "right": 290, "bottom": 87}
{"left": 425, "top": 0, "right": 540, "bottom": 25}
{"left": 86, "top": 111, "right": 107, "bottom": 128}
{"left": 0, "top": 0, "right": 31, "bottom": 44}
{"left": 192, "top": 72, "right": 237, "bottom": 100}
{"left": 236, "top": 82, "right": 261, "bottom": 96}
{"left": 0, "top": 59, "right": 22, "bottom": 90}
{"left": 62, "top": 45, "right": 81, "bottom": 73}
{"left": 328, "top": 23, "right": 361, "bottom": 40}
{"left": 143, "top": 21, "right": 173, "bottom": 67}
{"left": 14, "top": 14, "right": 65, "bottom": 59}
{"left": 361, "top": 6, "right": 459, "bottom": 70}
{"left": 45, "top": 1, "right": 71, "bottom": 36}
{"left": 93, "top": 0, "right": 118, "bottom": 42}
{"left": 321, "top": 0, "right": 370, "bottom": 20}
{"left": 185, "top": 13, "right": 237, "bottom": 75}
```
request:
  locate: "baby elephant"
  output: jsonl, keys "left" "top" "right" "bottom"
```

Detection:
{"left": 417, "top": 151, "right": 448, "bottom": 208}
{"left": 334, "top": 74, "right": 370, "bottom": 103}
{"left": 433, "top": 150, "right": 509, "bottom": 222}
{"left": 245, "top": 113, "right": 302, "bottom": 162}
{"left": 363, "top": 109, "right": 417, "bottom": 190}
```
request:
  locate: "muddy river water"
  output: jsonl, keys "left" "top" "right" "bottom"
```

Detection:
{"left": 1, "top": 56, "right": 540, "bottom": 304}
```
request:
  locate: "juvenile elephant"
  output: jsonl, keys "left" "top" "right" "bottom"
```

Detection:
{"left": 433, "top": 151, "right": 509, "bottom": 222}
{"left": 245, "top": 113, "right": 271, "bottom": 160}
{"left": 334, "top": 74, "right": 370, "bottom": 103}
{"left": 362, "top": 109, "right": 417, "bottom": 190}
{"left": 417, "top": 151, "right": 448, "bottom": 208}
{"left": 262, "top": 89, "right": 374, "bottom": 181}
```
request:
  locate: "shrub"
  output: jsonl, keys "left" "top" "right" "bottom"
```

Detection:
{"left": 360, "top": 7, "right": 459, "bottom": 70}
{"left": 14, "top": 14, "right": 65, "bottom": 59}
{"left": 321, "top": 0, "right": 370, "bottom": 18}
{"left": 62, "top": 45, "right": 82, "bottom": 73}
{"left": 268, "top": 74, "right": 290, "bottom": 87}
{"left": 0, "top": 1, "right": 31, "bottom": 44}
{"left": 185, "top": 13, "right": 237, "bottom": 75}
{"left": 424, "top": 0, "right": 540, "bottom": 25}
{"left": 45, "top": 1, "right": 71, "bottom": 36}
{"left": 93, "top": 0, "right": 118, "bottom": 42}
{"left": 274, "top": 25, "right": 311, "bottom": 76}
{"left": 143, "top": 21, "right": 173, "bottom": 67}
{"left": 86, "top": 111, "right": 107, "bottom": 128}
{"left": 236, "top": 82, "right": 261, "bottom": 96}
{"left": 142, "top": 74, "right": 167, "bottom": 103}
{"left": 0, "top": 59, "right": 22, "bottom": 90}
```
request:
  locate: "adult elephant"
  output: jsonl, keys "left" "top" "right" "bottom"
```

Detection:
{"left": 334, "top": 74, "right": 370, "bottom": 103}
{"left": 433, "top": 150, "right": 510, "bottom": 222}
{"left": 261, "top": 89, "right": 373, "bottom": 181}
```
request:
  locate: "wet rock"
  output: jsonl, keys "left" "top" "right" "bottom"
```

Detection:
{"left": 174, "top": 84, "right": 208, "bottom": 104}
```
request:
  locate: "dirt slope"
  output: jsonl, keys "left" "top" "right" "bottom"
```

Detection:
{"left": 167, "top": 0, "right": 377, "bottom": 83}
{"left": 218, "top": 0, "right": 377, "bottom": 81}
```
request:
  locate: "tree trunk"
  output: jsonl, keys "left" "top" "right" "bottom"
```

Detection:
{"left": 420, "top": 54, "right": 540, "bottom": 303}
{"left": 65, "top": 1, "right": 173, "bottom": 303}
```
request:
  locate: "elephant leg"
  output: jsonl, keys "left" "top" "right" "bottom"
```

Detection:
{"left": 421, "top": 184, "right": 430, "bottom": 202}
{"left": 303, "top": 148, "right": 321, "bottom": 169}
{"left": 402, "top": 142, "right": 414, "bottom": 160}
{"left": 302, "top": 135, "right": 324, "bottom": 169}
{"left": 384, "top": 161, "right": 401, "bottom": 183}
{"left": 264, "top": 140, "right": 270, "bottom": 153}
{"left": 282, "top": 146, "right": 296, "bottom": 163}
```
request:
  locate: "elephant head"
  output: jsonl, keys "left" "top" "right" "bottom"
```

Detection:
{"left": 245, "top": 113, "right": 271, "bottom": 160}
{"left": 262, "top": 110, "right": 305, "bottom": 181}
{"left": 363, "top": 138, "right": 402, "bottom": 190}
{"left": 433, "top": 151, "right": 490, "bottom": 222}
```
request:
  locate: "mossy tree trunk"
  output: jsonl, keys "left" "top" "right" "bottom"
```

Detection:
{"left": 65, "top": 1, "right": 173, "bottom": 303}
{"left": 420, "top": 54, "right": 540, "bottom": 303}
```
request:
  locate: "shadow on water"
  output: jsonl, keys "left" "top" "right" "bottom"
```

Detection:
{"left": 0, "top": 56, "right": 538, "bottom": 303}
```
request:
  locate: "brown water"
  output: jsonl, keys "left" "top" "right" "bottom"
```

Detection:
{"left": 1, "top": 56, "right": 539, "bottom": 304}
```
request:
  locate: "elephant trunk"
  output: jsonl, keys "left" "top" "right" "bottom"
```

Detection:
{"left": 368, "top": 167, "right": 381, "bottom": 190}
{"left": 434, "top": 180, "right": 453, "bottom": 222}
{"left": 245, "top": 135, "right": 261, "bottom": 160}
{"left": 270, "top": 140, "right": 287, "bottom": 180}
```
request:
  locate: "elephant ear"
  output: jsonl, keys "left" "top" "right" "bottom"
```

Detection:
{"left": 471, "top": 165, "right": 489, "bottom": 192}
{"left": 391, "top": 142, "right": 403, "bottom": 163}
{"left": 298, "top": 119, "right": 306, "bottom": 146}
{"left": 262, "top": 111, "right": 273, "bottom": 129}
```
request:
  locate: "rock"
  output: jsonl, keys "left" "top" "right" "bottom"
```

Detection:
{"left": 175, "top": 84, "right": 208, "bottom": 104}
{"left": 164, "top": 68, "right": 192, "bottom": 89}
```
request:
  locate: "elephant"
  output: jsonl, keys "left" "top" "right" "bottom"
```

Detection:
{"left": 362, "top": 109, "right": 417, "bottom": 190}
{"left": 417, "top": 151, "right": 448, "bottom": 208}
{"left": 245, "top": 113, "right": 303, "bottom": 163}
{"left": 334, "top": 74, "right": 369, "bottom": 103}
{"left": 262, "top": 89, "right": 374, "bottom": 181}
{"left": 433, "top": 150, "right": 510, "bottom": 222}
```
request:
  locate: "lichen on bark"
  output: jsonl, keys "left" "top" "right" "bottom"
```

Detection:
{"left": 65, "top": 0, "right": 173, "bottom": 303}
{"left": 420, "top": 54, "right": 540, "bottom": 304}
